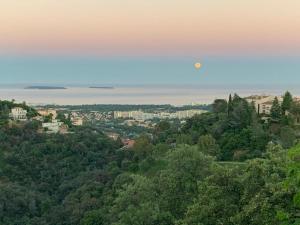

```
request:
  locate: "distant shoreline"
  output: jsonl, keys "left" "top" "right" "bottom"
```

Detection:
{"left": 25, "top": 86, "right": 67, "bottom": 90}
{"left": 89, "top": 86, "right": 114, "bottom": 89}
{"left": 0, "top": 85, "right": 297, "bottom": 106}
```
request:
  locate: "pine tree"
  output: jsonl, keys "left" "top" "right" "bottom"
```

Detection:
{"left": 270, "top": 97, "right": 282, "bottom": 121}
{"left": 282, "top": 91, "right": 293, "bottom": 115}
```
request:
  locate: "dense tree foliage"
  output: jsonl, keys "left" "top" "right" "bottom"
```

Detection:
{"left": 271, "top": 97, "right": 282, "bottom": 121}
{"left": 282, "top": 91, "right": 293, "bottom": 115}
{"left": 1, "top": 93, "right": 300, "bottom": 225}
{"left": 0, "top": 123, "right": 122, "bottom": 225}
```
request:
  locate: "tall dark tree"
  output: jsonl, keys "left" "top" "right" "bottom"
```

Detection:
{"left": 282, "top": 91, "right": 293, "bottom": 115}
{"left": 270, "top": 97, "right": 282, "bottom": 121}
{"left": 228, "top": 94, "right": 233, "bottom": 115}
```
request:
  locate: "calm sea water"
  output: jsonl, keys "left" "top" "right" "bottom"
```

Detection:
{"left": 0, "top": 85, "right": 298, "bottom": 106}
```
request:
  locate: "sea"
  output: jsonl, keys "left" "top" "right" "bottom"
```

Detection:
{"left": 1, "top": 56, "right": 300, "bottom": 105}
{"left": 0, "top": 84, "right": 298, "bottom": 106}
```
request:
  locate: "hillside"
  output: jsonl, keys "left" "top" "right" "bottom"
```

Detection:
{"left": 1, "top": 92, "right": 300, "bottom": 225}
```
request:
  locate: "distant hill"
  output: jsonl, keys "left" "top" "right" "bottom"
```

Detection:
{"left": 89, "top": 86, "right": 114, "bottom": 89}
{"left": 25, "top": 86, "right": 67, "bottom": 90}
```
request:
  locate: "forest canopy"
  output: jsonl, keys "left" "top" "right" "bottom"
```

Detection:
{"left": 1, "top": 92, "right": 300, "bottom": 225}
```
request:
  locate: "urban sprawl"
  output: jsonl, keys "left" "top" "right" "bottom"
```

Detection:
{"left": 8, "top": 94, "right": 290, "bottom": 148}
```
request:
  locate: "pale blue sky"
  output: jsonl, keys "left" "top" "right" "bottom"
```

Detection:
{"left": 0, "top": 56, "right": 299, "bottom": 86}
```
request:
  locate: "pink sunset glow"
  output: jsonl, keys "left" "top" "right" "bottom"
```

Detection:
{"left": 1, "top": 0, "right": 300, "bottom": 56}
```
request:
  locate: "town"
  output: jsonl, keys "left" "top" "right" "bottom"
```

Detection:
{"left": 6, "top": 93, "right": 300, "bottom": 148}
{"left": 7, "top": 103, "right": 208, "bottom": 147}
{"left": 8, "top": 94, "right": 296, "bottom": 127}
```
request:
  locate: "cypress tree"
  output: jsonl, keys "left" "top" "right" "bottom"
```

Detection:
{"left": 270, "top": 97, "right": 282, "bottom": 121}
{"left": 282, "top": 91, "right": 293, "bottom": 115}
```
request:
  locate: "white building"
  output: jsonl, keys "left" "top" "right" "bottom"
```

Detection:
{"left": 42, "top": 119, "right": 63, "bottom": 133}
{"left": 174, "top": 110, "right": 206, "bottom": 119}
{"left": 114, "top": 109, "right": 207, "bottom": 121}
{"left": 10, "top": 107, "right": 27, "bottom": 121}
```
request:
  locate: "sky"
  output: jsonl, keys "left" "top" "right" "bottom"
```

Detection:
{"left": 0, "top": 0, "right": 300, "bottom": 85}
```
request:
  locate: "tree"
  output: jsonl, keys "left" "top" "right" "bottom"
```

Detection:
{"left": 176, "top": 134, "right": 193, "bottom": 145}
{"left": 212, "top": 99, "right": 228, "bottom": 114}
{"left": 80, "top": 210, "right": 104, "bottom": 225}
{"left": 271, "top": 97, "right": 282, "bottom": 121}
{"left": 228, "top": 94, "right": 254, "bottom": 130}
{"left": 157, "top": 146, "right": 213, "bottom": 219}
{"left": 282, "top": 91, "right": 293, "bottom": 115}
{"left": 179, "top": 144, "right": 290, "bottom": 225}
{"left": 155, "top": 120, "right": 171, "bottom": 133}
{"left": 279, "top": 144, "right": 300, "bottom": 225}
{"left": 132, "top": 134, "right": 154, "bottom": 159}
{"left": 228, "top": 94, "right": 233, "bottom": 115}
{"left": 110, "top": 175, "right": 170, "bottom": 225}
{"left": 43, "top": 114, "right": 53, "bottom": 123}
{"left": 177, "top": 165, "right": 242, "bottom": 225}
{"left": 57, "top": 112, "right": 72, "bottom": 127}
{"left": 198, "top": 134, "right": 220, "bottom": 157}
{"left": 154, "top": 120, "right": 172, "bottom": 143}
{"left": 280, "top": 126, "right": 296, "bottom": 149}
{"left": 0, "top": 124, "right": 120, "bottom": 225}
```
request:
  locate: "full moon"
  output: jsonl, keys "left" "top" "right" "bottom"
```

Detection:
{"left": 194, "top": 62, "right": 202, "bottom": 70}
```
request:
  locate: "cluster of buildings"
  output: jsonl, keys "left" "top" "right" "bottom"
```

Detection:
{"left": 41, "top": 119, "right": 68, "bottom": 134}
{"left": 36, "top": 108, "right": 68, "bottom": 133}
{"left": 8, "top": 107, "right": 84, "bottom": 134}
{"left": 68, "top": 112, "right": 84, "bottom": 126}
{"left": 8, "top": 106, "right": 136, "bottom": 149}
{"left": 38, "top": 109, "right": 85, "bottom": 133}
{"left": 9, "top": 96, "right": 286, "bottom": 132}
{"left": 9, "top": 107, "right": 207, "bottom": 126}
{"left": 63, "top": 110, "right": 112, "bottom": 124}
{"left": 114, "top": 109, "right": 207, "bottom": 121}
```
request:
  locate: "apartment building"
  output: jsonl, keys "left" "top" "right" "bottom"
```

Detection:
{"left": 114, "top": 109, "right": 206, "bottom": 120}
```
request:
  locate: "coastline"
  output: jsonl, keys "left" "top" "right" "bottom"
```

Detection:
{"left": 0, "top": 85, "right": 298, "bottom": 106}
{"left": 24, "top": 86, "right": 67, "bottom": 90}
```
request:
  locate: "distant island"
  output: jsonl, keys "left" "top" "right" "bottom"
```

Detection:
{"left": 25, "top": 86, "right": 67, "bottom": 90}
{"left": 89, "top": 86, "right": 114, "bottom": 89}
